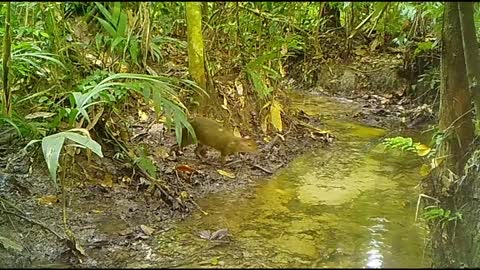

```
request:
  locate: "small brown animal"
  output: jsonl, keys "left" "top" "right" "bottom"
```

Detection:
{"left": 181, "top": 117, "right": 258, "bottom": 164}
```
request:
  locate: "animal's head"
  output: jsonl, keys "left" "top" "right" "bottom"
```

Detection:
{"left": 238, "top": 137, "right": 258, "bottom": 153}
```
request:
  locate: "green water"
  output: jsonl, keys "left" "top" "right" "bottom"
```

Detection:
{"left": 151, "top": 94, "right": 430, "bottom": 268}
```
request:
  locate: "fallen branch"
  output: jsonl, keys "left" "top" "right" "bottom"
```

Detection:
{"left": 252, "top": 164, "right": 273, "bottom": 174}
{"left": 1, "top": 209, "right": 64, "bottom": 240}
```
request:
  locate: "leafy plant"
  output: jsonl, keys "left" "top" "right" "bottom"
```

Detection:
{"left": 24, "top": 128, "right": 103, "bottom": 185}
{"left": 383, "top": 136, "right": 432, "bottom": 157}
{"left": 95, "top": 2, "right": 140, "bottom": 67}
{"left": 423, "top": 205, "right": 463, "bottom": 223}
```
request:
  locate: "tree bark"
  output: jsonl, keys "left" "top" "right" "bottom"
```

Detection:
{"left": 186, "top": 2, "right": 207, "bottom": 108}
{"left": 458, "top": 2, "right": 480, "bottom": 129}
{"left": 429, "top": 2, "right": 475, "bottom": 267}
{"left": 438, "top": 2, "right": 473, "bottom": 176}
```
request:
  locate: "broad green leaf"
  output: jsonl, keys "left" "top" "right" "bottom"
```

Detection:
{"left": 42, "top": 133, "right": 65, "bottom": 185}
{"left": 95, "top": 2, "right": 113, "bottom": 23}
{"left": 40, "top": 130, "right": 103, "bottom": 185}
{"left": 117, "top": 11, "right": 128, "bottom": 36}
{"left": 63, "top": 131, "right": 103, "bottom": 157}
{"left": 97, "top": 17, "right": 118, "bottom": 37}
{"left": 112, "top": 2, "right": 122, "bottom": 26}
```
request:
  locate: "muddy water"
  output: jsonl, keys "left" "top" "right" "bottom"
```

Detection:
{"left": 152, "top": 94, "right": 430, "bottom": 268}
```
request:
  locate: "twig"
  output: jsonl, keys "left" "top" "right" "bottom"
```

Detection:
{"left": 0, "top": 195, "right": 26, "bottom": 215}
{"left": 1, "top": 209, "right": 64, "bottom": 239}
{"left": 251, "top": 164, "right": 273, "bottom": 174}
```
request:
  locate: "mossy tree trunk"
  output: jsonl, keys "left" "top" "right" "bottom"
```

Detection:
{"left": 186, "top": 2, "right": 208, "bottom": 111}
{"left": 428, "top": 2, "right": 475, "bottom": 267}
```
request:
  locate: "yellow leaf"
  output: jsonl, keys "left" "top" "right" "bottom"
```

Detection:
{"left": 270, "top": 100, "right": 283, "bottom": 132}
{"left": 419, "top": 164, "right": 431, "bottom": 177}
{"left": 180, "top": 191, "right": 189, "bottom": 199}
{"left": 138, "top": 110, "right": 149, "bottom": 122}
{"left": 120, "top": 63, "right": 129, "bottom": 73}
{"left": 155, "top": 146, "right": 170, "bottom": 159}
{"left": 415, "top": 144, "right": 431, "bottom": 157}
{"left": 38, "top": 195, "right": 59, "bottom": 206}
{"left": 217, "top": 169, "right": 235, "bottom": 179}
{"left": 157, "top": 116, "right": 167, "bottom": 123}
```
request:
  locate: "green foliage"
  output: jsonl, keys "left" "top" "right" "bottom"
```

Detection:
{"left": 423, "top": 205, "right": 463, "bottom": 223}
{"left": 383, "top": 136, "right": 433, "bottom": 157}
{"left": 95, "top": 2, "right": 139, "bottom": 66}
{"left": 135, "top": 144, "right": 157, "bottom": 178}
{"left": 24, "top": 129, "right": 103, "bottom": 186}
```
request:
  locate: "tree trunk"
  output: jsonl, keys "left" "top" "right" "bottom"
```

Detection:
{"left": 458, "top": 2, "right": 480, "bottom": 129}
{"left": 185, "top": 2, "right": 207, "bottom": 108}
{"left": 428, "top": 2, "right": 474, "bottom": 267}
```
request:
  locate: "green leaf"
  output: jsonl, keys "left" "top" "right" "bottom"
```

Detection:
{"left": 136, "top": 156, "right": 157, "bottom": 178}
{"left": 41, "top": 133, "right": 65, "bottom": 185}
{"left": 95, "top": 2, "right": 113, "bottom": 23}
{"left": 117, "top": 11, "right": 128, "bottom": 36}
{"left": 39, "top": 129, "right": 103, "bottom": 185}
{"left": 97, "top": 17, "right": 118, "bottom": 37}
{"left": 112, "top": 2, "right": 122, "bottom": 26}
{"left": 63, "top": 131, "right": 103, "bottom": 157}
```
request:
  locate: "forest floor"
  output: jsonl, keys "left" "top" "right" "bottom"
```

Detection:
{"left": 0, "top": 49, "right": 434, "bottom": 267}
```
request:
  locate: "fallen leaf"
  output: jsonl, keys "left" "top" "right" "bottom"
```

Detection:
{"left": 100, "top": 174, "right": 113, "bottom": 188}
{"left": 235, "top": 79, "right": 244, "bottom": 95}
{"left": 210, "top": 228, "right": 230, "bottom": 240}
{"left": 138, "top": 110, "right": 149, "bottom": 122}
{"left": 198, "top": 230, "right": 211, "bottom": 240}
{"left": 180, "top": 191, "right": 189, "bottom": 199}
{"left": 270, "top": 100, "right": 283, "bottom": 132}
{"left": 24, "top": 112, "right": 56, "bottom": 120}
{"left": 155, "top": 146, "right": 170, "bottom": 159}
{"left": 415, "top": 144, "right": 431, "bottom": 157}
{"left": 419, "top": 164, "right": 431, "bottom": 177}
{"left": 38, "top": 195, "right": 59, "bottom": 206}
{"left": 140, "top": 225, "right": 155, "bottom": 236}
{"left": 217, "top": 169, "right": 235, "bottom": 179}
{"left": 176, "top": 165, "right": 195, "bottom": 173}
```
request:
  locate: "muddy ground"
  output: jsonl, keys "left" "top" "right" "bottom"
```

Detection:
{"left": 0, "top": 53, "right": 434, "bottom": 267}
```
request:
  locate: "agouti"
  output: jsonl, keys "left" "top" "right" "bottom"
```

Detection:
{"left": 180, "top": 117, "right": 258, "bottom": 164}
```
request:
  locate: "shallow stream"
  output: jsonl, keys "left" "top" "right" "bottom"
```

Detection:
{"left": 140, "top": 94, "right": 431, "bottom": 268}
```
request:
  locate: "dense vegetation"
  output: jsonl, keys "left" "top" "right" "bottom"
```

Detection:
{"left": 1, "top": 2, "right": 479, "bottom": 267}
